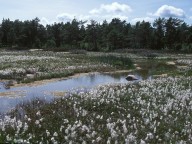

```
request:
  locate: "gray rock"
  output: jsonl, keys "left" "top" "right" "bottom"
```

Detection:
{"left": 126, "top": 75, "right": 138, "bottom": 81}
{"left": 26, "top": 74, "right": 35, "bottom": 79}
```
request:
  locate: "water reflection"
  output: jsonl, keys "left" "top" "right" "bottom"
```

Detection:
{"left": 0, "top": 72, "right": 149, "bottom": 113}
{"left": 0, "top": 60, "right": 178, "bottom": 113}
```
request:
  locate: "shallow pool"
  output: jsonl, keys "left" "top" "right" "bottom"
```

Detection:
{"left": 0, "top": 70, "right": 152, "bottom": 113}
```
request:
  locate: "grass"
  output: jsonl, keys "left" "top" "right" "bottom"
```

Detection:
{"left": 1, "top": 49, "right": 192, "bottom": 143}
{"left": 0, "top": 76, "right": 192, "bottom": 143}
{"left": 0, "top": 49, "right": 191, "bottom": 83}
{"left": 90, "top": 54, "right": 134, "bottom": 69}
{"left": 0, "top": 51, "right": 132, "bottom": 83}
{"left": 150, "top": 62, "right": 177, "bottom": 75}
{"left": 21, "top": 71, "right": 75, "bottom": 83}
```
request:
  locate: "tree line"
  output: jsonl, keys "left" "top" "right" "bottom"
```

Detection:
{"left": 0, "top": 17, "right": 192, "bottom": 51}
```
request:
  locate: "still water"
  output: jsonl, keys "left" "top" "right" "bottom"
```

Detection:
{"left": 0, "top": 71, "right": 151, "bottom": 113}
{"left": 0, "top": 59, "right": 177, "bottom": 113}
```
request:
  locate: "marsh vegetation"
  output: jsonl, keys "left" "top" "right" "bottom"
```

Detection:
{"left": 0, "top": 49, "right": 192, "bottom": 143}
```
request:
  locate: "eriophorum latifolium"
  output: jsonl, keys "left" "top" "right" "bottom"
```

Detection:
{"left": 1, "top": 51, "right": 134, "bottom": 82}
{"left": 0, "top": 76, "right": 192, "bottom": 143}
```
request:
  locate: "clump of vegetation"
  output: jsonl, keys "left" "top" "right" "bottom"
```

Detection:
{"left": 21, "top": 71, "right": 75, "bottom": 83}
{"left": 91, "top": 55, "right": 134, "bottom": 69}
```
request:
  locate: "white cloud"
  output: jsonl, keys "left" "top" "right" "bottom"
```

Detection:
{"left": 55, "top": 2, "right": 131, "bottom": 23}
{"left": 56, "top": 13, "right": 75, "bottom": 22}
{"left": 78, "top": 15, "right": 91, "bottom": 21}
{"left": 88, "top": 2, "right": 131, "bottom": 22}
{"left": 190, "top": 16, "right": 192, "bottom": 20}
{"left": 154, "top": 5, "right": 186, "bottom": 18}
{"left": 89, "top": 2, "right": 132, "bottom": 14}
{"left": 49, "top": 2, "right": 132, "bottom": 24}
{"left": 131, "top": 17, "right": 154, "bottom": 24}
{"left": 40, "top": 17, "right": 50, "bottom": 26}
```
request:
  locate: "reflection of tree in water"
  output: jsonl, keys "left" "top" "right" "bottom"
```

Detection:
{"left": 89, "top": 73, "right": 125, "bottom": 83}
{"left": 134, "top": 69, "right": 149, "bottom": 80}
{"left": 0, "top": 82, "right": 10, "bottom": 90}
{"left": 0, "top": 82, "right": 3, "bottom": 89}
{"left": 89, "top": 74, "right": 96, "bottom": 83}
{"left": 133, "top": 61, "right": 155, "bottom": 80}
{"left": 135, "top": 61, "right": 177, "bottom": 79}
{"left": 109, "top": 73, "right": 127, "bottom": 80}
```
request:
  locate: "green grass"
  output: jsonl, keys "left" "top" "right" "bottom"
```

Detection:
{"left": 0, "top": 51, "right": 135, "bottom": 83}
{"left": 90, "top": 55, "right": 134, "bottom": 69}
{"left": 0, "top": 50, "right": 192, "bottom": 143}
{"left": 1, "top": 76, "right": 192, "bottom": 143}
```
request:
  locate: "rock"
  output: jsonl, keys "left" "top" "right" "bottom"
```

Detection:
{"left": 3, "top": 80, "right": 17, "bottom": 89}
{"left": 136, "top": 67, "right": 142, "bottom": 70}
{"left": 166, "top": 61, "right": 176, "bottom": 65}
{"left": 26, "top": 74, "right": 35, "bottom": 79}
{"left": 3, "top": 83, "right": 10, "bottom": 89}
{"left": 126, "top": 75, "right": 138, "bottom": 81}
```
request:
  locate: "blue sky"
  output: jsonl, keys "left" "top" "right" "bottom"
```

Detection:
{"left": 0, "top": 0, "right": 192, "bottom": 25}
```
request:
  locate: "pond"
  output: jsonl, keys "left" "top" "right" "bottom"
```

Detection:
{"left": 0, "top": 60, "right": 176, "bottom": 114}
{"left": 0, "top": 71, "right": 152, "bottom": 113}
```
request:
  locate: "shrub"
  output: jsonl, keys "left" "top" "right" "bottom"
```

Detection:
{"left": 45, "top": 39, "right": 56, "bottom": 48}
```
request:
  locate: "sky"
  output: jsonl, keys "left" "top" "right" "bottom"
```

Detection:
{"left": 0, "top": 0, "right": 192, "bottom": 25}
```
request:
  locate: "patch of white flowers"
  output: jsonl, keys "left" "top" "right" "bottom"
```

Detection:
{"left": 176, "top": 59, "right": 192, "bottom": 66}
{"left": 0, "top": 68, "right": 26, "bottom": 76}
{"left": 0, "top": 55, "right": 56, "bottom": 63}
{"left": 0, "top": 51, "right": 115, "bottom": 81}
{"left": 0, "top": 76, "right": 191, "bottom": 143}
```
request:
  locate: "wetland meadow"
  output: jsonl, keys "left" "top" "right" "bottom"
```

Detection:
{"left": 0, "top": 49, "right": 192, "bottom": 143}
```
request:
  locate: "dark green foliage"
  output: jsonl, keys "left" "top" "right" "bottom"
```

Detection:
{"left": 45, "top": 39, "right": 56, "bottom": 48}
{"left": 153, "top": 18, "right": 166, "bottom": 50}
{"left": 0, "top": 17, "right": 192, "bottom": 51}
